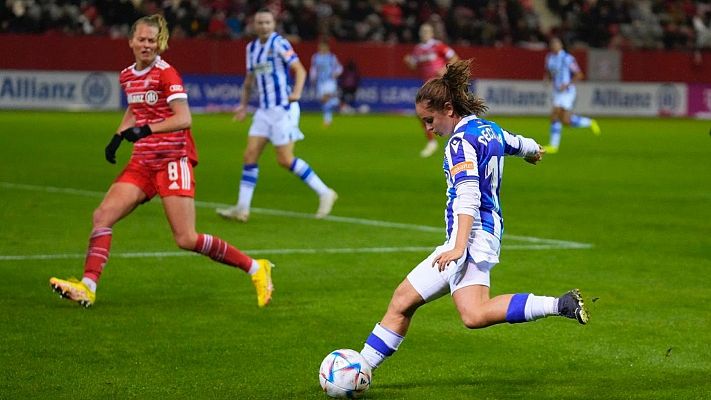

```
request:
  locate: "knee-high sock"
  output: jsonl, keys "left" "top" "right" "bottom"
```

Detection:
{"left": 323, "top": 97, "right": 339, "bottom": 125}
{"left": 549, "top": 121, "right": 562, "bottom": 147}
{"left": 289, "top": 158, "right": 328, "bottom": 196}
{"left": 237, "top": 163, "right": 258, "bottom": 210}
{"left": 360, "top": 323, "right": 405, "bottom": 369}
{"left": 570, "top": 114, "right": 592, "bottom": 128}
{"left": 82, "top": 227, "right": 112, "bottom": 288}
{"left": 192, "top": 233, "right": 257, "bottom": 274}
{"left": 505, "top": 293, "right": 558, "bottom": 323}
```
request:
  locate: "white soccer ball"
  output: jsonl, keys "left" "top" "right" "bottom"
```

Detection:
{"left": 319, "top": 349, "right": 372, "bottom": 398}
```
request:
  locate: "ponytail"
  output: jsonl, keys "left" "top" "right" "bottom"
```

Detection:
{"left": 415, "top": 59, "right": 487, "bottom": 116}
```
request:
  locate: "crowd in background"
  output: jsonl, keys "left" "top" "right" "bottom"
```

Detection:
{"left": 2, "top": 0, "right": 711, "bottom": 50}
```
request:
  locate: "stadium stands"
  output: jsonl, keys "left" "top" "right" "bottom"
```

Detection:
{"left": 1, "top": 0, "right": 710, "bottom": 50}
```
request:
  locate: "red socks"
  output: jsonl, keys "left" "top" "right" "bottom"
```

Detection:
{"left": 193, "top": 234, "right": 252, "bottom": 272}
{"left": 82, "top": 227, "right": 112, "bottom": 283}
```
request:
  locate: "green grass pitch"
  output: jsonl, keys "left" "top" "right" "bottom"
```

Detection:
{"left": 0, "top": 110, "right": 709, "bottom": 399}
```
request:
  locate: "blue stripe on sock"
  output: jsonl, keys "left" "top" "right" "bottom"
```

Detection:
{"left": 244, "top": 163, "right": 258, "bottom": 170}
{"left": 241, "top": 175, "right": 257, "bottom": 184}
{"left": 365, "top": 333, "right": 395, "bottom": 356}
{"left": 300, "top": 167, "right": 312, "bottom": 180}
{"left": 506, "top": 293, "right": 530, "bottom": 323}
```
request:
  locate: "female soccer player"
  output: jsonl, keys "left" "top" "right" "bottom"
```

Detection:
{"left": 359, "top": 60, "right": 590, "bottom": 373}
{"left": 310, "top": 40, "right": 343, "bottom": 128}
{"left": 544, "top": 37, "right": 600, "bottom": 153}
{"left": 404, "top": 23, "right": 459, "bottom": 158}
{"left": 216, "top": 8, "right": 337, "bottom": 222}
{"left": 49, "top": 14, "right": 273, "bottom": 308}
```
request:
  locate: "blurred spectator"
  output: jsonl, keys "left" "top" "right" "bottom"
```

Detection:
{"left": 1, "top": 0, "right": 710, "bottom": 51}
{"left": 338, "top": 59, "right": 360, "bottom": 113}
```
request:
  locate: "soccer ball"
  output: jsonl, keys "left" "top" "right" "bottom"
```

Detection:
{"left": 319, "top": 349, "right": 372, "bottom": 398}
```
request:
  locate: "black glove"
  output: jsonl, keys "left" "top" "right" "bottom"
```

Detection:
{"left": 120, "top": 125, "right": 152, "bottom": 143}
{"left": 104, "top": 134, "right": 123, "bottom": 164}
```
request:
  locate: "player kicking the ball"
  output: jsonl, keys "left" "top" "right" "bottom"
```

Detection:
{"left": 49, "top": 14, "right": 273, "bottom": 308}
{"left": 358, "top": 60, "right": 589, "bottom": 375}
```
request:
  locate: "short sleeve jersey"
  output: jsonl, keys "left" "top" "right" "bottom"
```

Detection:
{"left": 119, "top": 56, "right": 197, "bottom": 169}
{"left": 310, "top": 52, "right": 342, "bottom": 86}
{"left": 545, "top": 50, "right": 580, "bottom": 93}
{"left": 246, "top": 32, "right": 299, "bottom": 109}
{"left": 411, "top": 39, "right": 456, "bottom": 81}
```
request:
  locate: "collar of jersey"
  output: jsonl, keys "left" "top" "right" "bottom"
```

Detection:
{"left": 453, "top": 114, "right": 479, "bottom": 134}
{"left": 131, "top": 56, "right": 161, "bottom": 76}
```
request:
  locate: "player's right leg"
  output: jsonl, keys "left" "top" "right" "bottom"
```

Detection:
{"left": 545, "top": 108, "right": 563, "bottom": 154}
{"left": 360, "top": 247, "right": 450, "bottom": 370}
{"left": 50, "top": 182, "right": 147, "bottom": 307}
{"left": 360, "top": 279, "right": 426, "bottom": 370}
{"left": 217, "top": 135, "right": 269, "bottom": 222}
{"left": 420, "top": 124, "right": 439, "bottom": 158}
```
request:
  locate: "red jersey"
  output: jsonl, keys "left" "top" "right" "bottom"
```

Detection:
{"left": 410, "top": 39, "right": 456, "bottom": 81}
{"left": 119, "top": 56, "right": 197, "bottom": 170}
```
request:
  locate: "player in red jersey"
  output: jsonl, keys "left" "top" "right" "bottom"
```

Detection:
{"left": 49, "top": 14, "right": 274, "bottom": 308}
{"left": 404, "top": 23, "right": 459, "bottom": 158}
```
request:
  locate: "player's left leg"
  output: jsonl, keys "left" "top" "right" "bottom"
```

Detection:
{"left": 163, "top": 195, "right": 273, "bottom": 307}
{"left": 452, "top": 284, "right": 589, "bottom": 328}
{"left": 275, "top": 142, "right": 338, "bottom": 218}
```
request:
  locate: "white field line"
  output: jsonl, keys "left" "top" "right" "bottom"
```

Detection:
{"left": 0, "top": 244, "right": 583, "bottom": 262}
{"left": 0, "top": 181, "right": 593, "bottom": 261}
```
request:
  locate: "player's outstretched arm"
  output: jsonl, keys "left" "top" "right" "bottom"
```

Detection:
{"left": 503, "top": 130, "right": 543, "bottom": 164}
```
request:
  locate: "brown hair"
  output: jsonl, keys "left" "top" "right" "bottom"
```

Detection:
{"left": 415, "top": 59, "right": 487, "bottom": 116}
{"left": 130, "top": 14, "right": 169, "bottom": 53}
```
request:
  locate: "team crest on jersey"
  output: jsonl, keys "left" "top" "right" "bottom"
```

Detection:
{"left": 145, "top": 90, "right": 159, "bottom": 105}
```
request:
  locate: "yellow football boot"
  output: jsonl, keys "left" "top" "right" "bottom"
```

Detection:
{"left": 50, "top": 277, "right": 95, "bottom": 308}
{"left": 251, "top": 259, "right": 274, "bottom": 307}
{"left": 590, "top": 119, "right": 601, "bottom": 136}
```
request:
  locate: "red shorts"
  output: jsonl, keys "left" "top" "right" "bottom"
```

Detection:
{"left": 116, "top": 157, "right": 196, "bottom": 200}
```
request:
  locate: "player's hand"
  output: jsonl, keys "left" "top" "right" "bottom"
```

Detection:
{"left": 288, "top": 93, "right": 301, "bottom": 102}
{"left": 104, "top": 134, "right": 123, "bottom": 164}
{"left": 524, "top": 145, "right": 544, "bottom": 165}
{"left": 120, "top": 125, "right": 152, "bottom": 143}
{"left": 233, "top": 104, "right": 247, "bottom": 121}
{"left": 432, "top": 248, "right": 465, "bottom": 272}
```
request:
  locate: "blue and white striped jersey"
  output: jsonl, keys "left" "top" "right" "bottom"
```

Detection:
{"left": 545, "top": 50, "right": 580, "bottom": 93}
{"left": 443, "top": 115, "right": 537, "bottom": 241}
{"left": 246, "top": 32, "right": 299, "bottom": 109}
{"left": 310, "top": 52, "right": 342, "bottom": 86}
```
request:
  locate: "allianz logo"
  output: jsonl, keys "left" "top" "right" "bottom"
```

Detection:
{"left": 1, "top": 76, "right": 77, "bottom": 100}
{"left": 484, "top": 87, "right": 547, "bottom": 106}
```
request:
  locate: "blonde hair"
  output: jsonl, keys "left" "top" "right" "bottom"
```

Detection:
{"left": 130, "top": 14, "right": 170, "bottom": 53}
{"left": 415, "top": 59, "right": 487, "bottom": 117}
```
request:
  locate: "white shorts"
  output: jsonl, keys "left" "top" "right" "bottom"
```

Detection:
{"left": 316, "top": 80, "right": 338, "bottom": 99}
{"left": 248, "top": 103, "right": 305, "bottom": 146}
{"left": 552, "top": 87, "right": 576, "bottom": 110}
{"left": 407, "top": 230, "right": 501, "bottom": 302}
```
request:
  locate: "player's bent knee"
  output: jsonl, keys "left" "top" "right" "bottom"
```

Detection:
{"left": 276, "top": 156, "right": 293, "bottom": 169}
{"left": 460, "top": 310, "right": 489, "bottom": 329}
{"left": 387, "top": 283, "right": 423, "bottom": 318}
